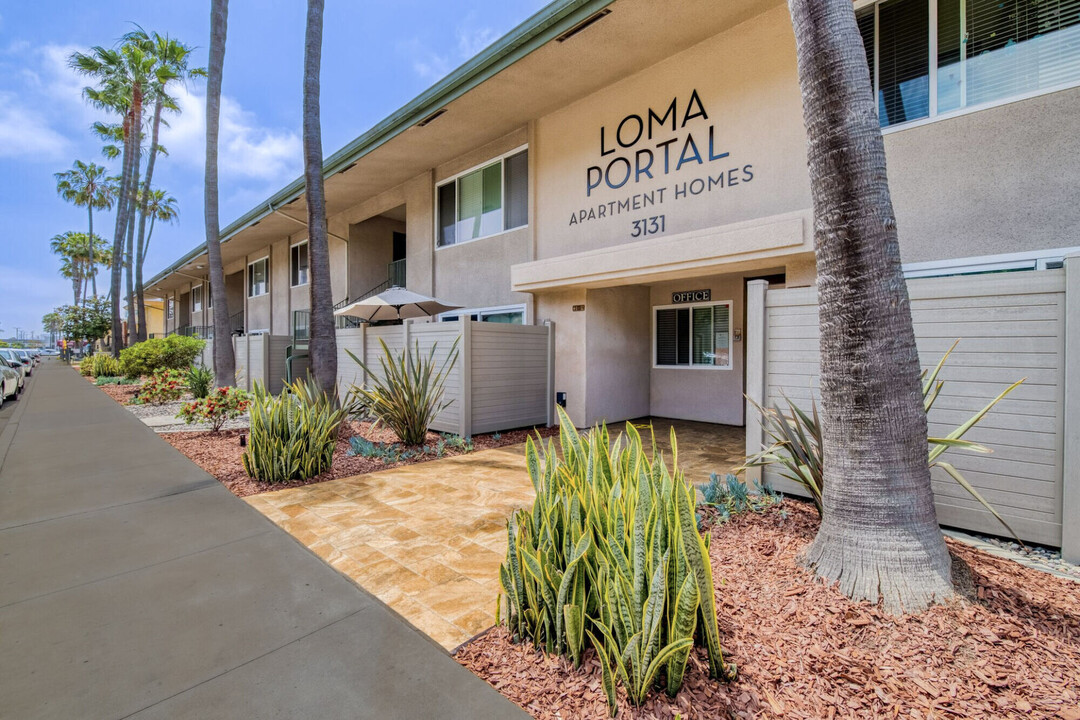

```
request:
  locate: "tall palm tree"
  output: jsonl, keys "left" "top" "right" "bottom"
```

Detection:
{"left": 787, "top": 0, "right": 953, "bottom": 613}
{"left": 49, "top": 231, "right": 99, "bottom": 305}
{"left": 206, "top": 0, "right": 236, "bottom": 386}
{"left": 303, "top": 0, "right": 337, "bottom": 397}
{"left": 54, "top": 160, "right": 117, "bottom": 304}
{"left": 135, "top": 186, "right": 178, "bottom": 341}
{"left": 126, "top": 28, "right": 204, "bottom": 342}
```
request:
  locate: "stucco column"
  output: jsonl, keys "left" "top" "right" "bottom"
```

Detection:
{"left": 1062, "top": 254, "right": 1080, "bottom": 563}
{"left": 744, "top": 279, "right": 768, "bottom": 484}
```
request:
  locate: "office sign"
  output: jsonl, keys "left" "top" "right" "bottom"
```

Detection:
{"left": 672, "top": 289, "right": 710, "bottom": 304}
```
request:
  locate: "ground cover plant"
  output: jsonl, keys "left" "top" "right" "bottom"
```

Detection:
{"left": 346, "top": 338, "right": 459, "bottom": 445}
{"left": 696, "top": 472, "right": 781, "bottom": 524}
{"left": 177, "top": 385, "right": 249, "bottom": 432}
{"left": 134, "top": 368, "right": 186, "bottom": 405}
{"left": 94, "top": 375, "right": 139, "bottom": 386}
{"left": 741, "top": 340, "right": 1024, "bottom": 540}
{"left": 119, "top": 335, "right": 205, "bottom": 377}
{"left": 461, "top": 500, "right": 1080, "bottom": 719}
{"left": 499, "top": 409, "right": 734, "bottom": 714}
{"left": 242, "top": 377, "right": 347, "bottom": 483}
{"left": 347, "top": 432, "right": 475, "bottom": 463}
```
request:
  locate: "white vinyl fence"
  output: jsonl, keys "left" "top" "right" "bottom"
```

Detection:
{"left": 336, "top": 319, "right": 555, "bottom": 436}
{"left": 745, "top": 261, "right": 1080, "bottom": 560}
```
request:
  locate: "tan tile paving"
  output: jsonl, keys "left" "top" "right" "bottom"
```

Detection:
{"left": 244, "top": 420, "right": 745, "bottom": 651}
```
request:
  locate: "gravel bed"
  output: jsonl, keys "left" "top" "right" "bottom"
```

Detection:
{"left": 947, "top": 530, "right": 1080, "bottom": 581}
{"left": 150, "top": 417, "right": 250, "bottom": 434}
{"left": 125, "top": 400, "right": 188, "bottom": 420}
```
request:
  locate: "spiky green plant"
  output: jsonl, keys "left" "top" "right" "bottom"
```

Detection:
{"left": 88, "top": 351, "right": 121, "bottom": 378}
{"left": 241, "top": 376, "right": 347, "bottom": 483}
{"left": 345, "top": 337, "right": 459, "bottom": 446}
{"left": 500, "top": 407, "right": 735, "bottom": 714}
{"left": 740, "top": 340, "right": 1024, "bottom": 540}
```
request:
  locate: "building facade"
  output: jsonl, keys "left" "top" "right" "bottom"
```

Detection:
{"left": 147, "top": 0, "right": 1080, "bottom": 550}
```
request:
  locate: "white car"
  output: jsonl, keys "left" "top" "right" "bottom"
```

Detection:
{"left": 0, "top": 349, "right": 30, "bottom": 379}
{"left": 0, "top": 358, "right": 21, "bottom": 409}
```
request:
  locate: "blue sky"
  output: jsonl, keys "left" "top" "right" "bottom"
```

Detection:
{"left": 0, "top": 0, "right": 547, "bottom": 339}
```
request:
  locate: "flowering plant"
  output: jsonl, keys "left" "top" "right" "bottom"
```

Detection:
{"left": 177, "top": 386, "right": 251, "bottom": 432}
{"left": 136, "top": 368, "right": 186, "bottom": 405}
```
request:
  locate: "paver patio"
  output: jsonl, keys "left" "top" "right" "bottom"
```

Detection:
{"left": 246, "top": 418, "right": 745, "bottom": 650}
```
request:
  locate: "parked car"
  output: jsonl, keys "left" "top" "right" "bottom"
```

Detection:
{"left": 0, "top": 349, "right": 30, "bottom": 378}
{"left": 0, "top": 360, "right": 20, "bottom": 409}
{"left": 17, "top": 349, "right": 38, "bottom": 366}
{"left": 13, "top": 350, "right": 34, "bottom": 375}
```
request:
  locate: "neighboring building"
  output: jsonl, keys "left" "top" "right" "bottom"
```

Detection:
{"left": 147, "top": 0, "right": 1080, "bottom": 550}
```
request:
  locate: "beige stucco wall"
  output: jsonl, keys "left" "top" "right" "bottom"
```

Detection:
{"left": 349, "top": 216, "right": 402, "bottom": 299}
{"left": 535, "top": 289, "right": 587, "bottom": 426}
{"left": 584, "top": 286, "right": 651, "bottom": 425}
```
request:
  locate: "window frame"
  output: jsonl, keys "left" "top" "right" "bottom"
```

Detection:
{"left": 436, "top": 303, "right": 527, "bottom": 324}
{"left": 248, "top": 256, "right": 270, "bottom": 298}
{"left": 191, "top": 285, "right": 203, "bottom": 312}
{"left": 855, "top": 0, "right": 1080, "bottom": 134}
{"left": 435, "top": 145, "right": 529, "bottom": 249}
{"left": 290, "top": 240, "right": 309, "bottom": 288}
{"left": 167, "top": 298, "right": 174, "bottom": 319}
{"left": 652, "top": 299, "right": 734, "bottom": 371}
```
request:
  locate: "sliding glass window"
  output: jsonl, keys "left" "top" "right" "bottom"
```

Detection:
{"left": 858, "top": 0, "right": 1080, "bottom": 128}
{"left": 437, "top": 149, "right": 528, "bottom": 247}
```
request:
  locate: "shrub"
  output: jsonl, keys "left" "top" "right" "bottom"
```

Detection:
{"left": 135, "top": 368, "right": 186, "bottom": 405}
{"left": 345, "top": 338, "right": 459, "bottom": 446}
{"left": 120, "top": 335, "right": 205, "bottom": 377}
{"left": 94, "top": 375, "right": 140, "bottom": 386}
{"left": 242, "top": 377, "right": 347, "bottom": 483}
{"left": 186, "top": 365, "right": 214, "bottom": 399}
{"left": 79, "top": 358, "right": 94, "bottom": 376}
{"left": 177, "top": 386, "right": 250, "bottom": 432}
{"left": 87, "top": 352, "right": 121, "bottom": 378}
{"left": 501, "top": 407, "right": 735, "bottom": 714}
{"left": 740, "top": 340, "right": 1024, "bottom": 540}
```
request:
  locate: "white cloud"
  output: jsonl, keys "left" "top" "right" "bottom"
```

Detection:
{"left": 160, "top": 84, "right": 301, "bottom": 184}
{"left": 405, "top": 18, "right": 501, "bottom": 82}
{"left": 0, "top": 91, "right": 71, "bottom": 159}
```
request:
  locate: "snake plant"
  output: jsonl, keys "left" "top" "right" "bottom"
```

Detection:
{"left": 241, "top": 376, "right": 347, "bottom": 483}
{"left": 500, "top": 406, "right": 735, "bottom": 714}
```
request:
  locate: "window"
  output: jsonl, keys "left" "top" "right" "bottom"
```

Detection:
{"left": 654, "top": 302, "right": 732, "bottom": 369}
{"left": 248, "top": 257, "right": 269, "bottom": 297}
{"left": 437, "top": 148, "right": 528, "bottom": 247}
{"left": 191, "top": 285, "right": 203, "bottom": 312}
{"left": 167, "top": 298, "right": 174, "bottom": 319}
{"left": 858, "top": 0, "right": 1080, "bottom": 128}
{"left": 438, "top": 305, "right": 525, "bottom": 324}
{"left": 291, "top": 242, "right": 309, "bottom": 287}
{"left": 207, "top": 285, "right": 213, "bottom": 309}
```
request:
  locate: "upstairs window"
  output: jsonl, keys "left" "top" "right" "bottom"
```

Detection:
{"left": 654, "top": 302, "right": 732, "bottom": 369}
{"left": 291, "top": 242, "right": 309, "bottom": 287}
{"left": 248, "top": 257, "right": 269, "bottom": 298}
{"left": 858, "top": 0, "right": 1080, "bottom": 128}
{"left": 437, "top": 148, "right": 528, "bottom": 247}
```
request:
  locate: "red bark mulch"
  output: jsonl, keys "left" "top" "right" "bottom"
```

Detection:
{"left": 456, "top": 501, "right": 1080, "bottom": 719}
{"left": 94, "top": 381, "right": 142, "bottom": 405}
{"left": 161, "top": 420, "right": 558, "bottom": 498}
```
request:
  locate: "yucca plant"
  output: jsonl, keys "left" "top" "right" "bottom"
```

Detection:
{"left": 345, "top": 337, "right": 459, "bottom": 446}
{"left": 88, "top": 352, "right": 121, "bottom": 378}
{"left": 740, "top": 340, "right": 1024, "bottom": 540}
{"left": 501, "top": 407, "right": 735, "bottom": 715}
{"left": 241, "top": 376, "right": 347, "bottom": 483}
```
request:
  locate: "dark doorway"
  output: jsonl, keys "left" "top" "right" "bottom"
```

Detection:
{"left": 392, "top": 232, "right": 406, "bottom": 262}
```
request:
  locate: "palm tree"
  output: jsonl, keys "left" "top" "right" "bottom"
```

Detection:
{"left": 206, "top": 0, "right": 236, "bottom": 386}
{"left": 49, "top": 231, "right": 96, "bottom": 305}
{"left": 303, "top": 0, "right": 337, "bottom": 397}
{"left": 135, "top": 186, "right": 178, "bottom": 341}
{"left": 787, "top": 0, "right": 953, "bottom": 613}
{"left": 126, "top": 28, "right": 204, "bottom": 342}
{"left": 54, "top": 160, "right": 118, "bottom": 303}
{"left": 71, "top": 42, "right": 154, "bottom": 355}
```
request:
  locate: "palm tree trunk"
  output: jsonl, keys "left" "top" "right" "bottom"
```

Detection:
{"left": 135, "top": 98, "right": 164, "bottom": 343}
{"left": 206, "top": 0, "right": 236, "bottom": 387}
{"left": 303, "top": 0, "right": 337, "bottom": 398}
{"left": 125, "top": 134, "right": 141, "bottom": 347}
{"left": 110, "top": 112, "right": 135, "bottom": 357}
{"left": 87, "top": 205, "right": 94, "bottom": 305}
{"left": 788, "top": 0, "right": 953, "bottom": 614}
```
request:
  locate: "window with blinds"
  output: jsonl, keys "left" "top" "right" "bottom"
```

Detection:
{"left": 655, "top": 302, "right": 732, "bottom": 368}
{"left": 860, "top": 0, "right": 1080, "bottom": 127}
{"left": 437, "top": 149, "right": 528, "bottom": 247}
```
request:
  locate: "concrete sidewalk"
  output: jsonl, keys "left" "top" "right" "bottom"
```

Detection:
{"left": 0, "top": 360, "right": 526, "bottom": 720}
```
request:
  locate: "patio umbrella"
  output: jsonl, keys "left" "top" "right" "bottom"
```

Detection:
{"left": 333, "top": 286, "right": 463, "bottom": 323}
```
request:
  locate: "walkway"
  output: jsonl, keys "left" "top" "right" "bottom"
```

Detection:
{"left": 247, "top": 417, "right": 746, "bottom": 650}
{"left": 0, "top": 360, "right": 525, "bottom": 720}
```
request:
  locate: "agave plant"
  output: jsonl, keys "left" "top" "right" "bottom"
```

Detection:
{"left": 500, "top": 407, "right": 734, "bottom": 715}
{"left": 241, "top": 376, "right": 347, "bottom": 483}
{"left": 345, "top": 337, "right": 459, "bottom": 446}
{"left": 740, "top": 340, "right": 1024, "bottom": 541}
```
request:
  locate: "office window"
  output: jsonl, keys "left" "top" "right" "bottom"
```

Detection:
{"left": 291, "top": 242, "right": 309, "bottom": 287}
{"left": 655, "top": 302, "right": 732, "bottom": 369}
{"left": 437, "top": 149, "right": 528, "bottom": 247}
{"left": 248, "top": 257, "right": 269, "bottom": 297}
{"left": 858, "top": 0, "right": 1080, "bottom": 127}
{"left": 191, "top": 285, "right": 203, "bottom": 312}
